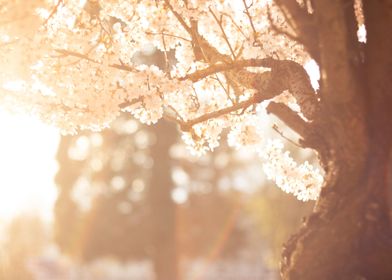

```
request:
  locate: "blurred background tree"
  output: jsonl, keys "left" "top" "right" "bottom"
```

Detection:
{"left": 54, "top": 102, "right": 314, "bottom": 280}
{"left": 54, "top": 115, "right": 254, "bottom": 279}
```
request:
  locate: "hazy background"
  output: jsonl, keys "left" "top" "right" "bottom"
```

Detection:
{"left": 0, "top": 48, "right": 314, "bottom": 280}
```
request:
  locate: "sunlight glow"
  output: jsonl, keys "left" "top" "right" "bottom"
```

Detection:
{"left": 0, "top": 109, "right": 60, "bottom": 221}
{"left": 304, "top": 59, "right": 320, "bottom": 91}
{"left": 357, "top": 24, "right": 367, "bottom": 43}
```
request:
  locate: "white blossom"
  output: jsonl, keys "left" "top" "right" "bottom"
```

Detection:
{"left": 0, "top": 0, "right": 324, "bottom": 201}
{"left": 260, "top": 139, "right": 323, "bottom": 201}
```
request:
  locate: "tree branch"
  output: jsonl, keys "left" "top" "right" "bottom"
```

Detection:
{"left": 181, "top": 58, "right": 274, "bottom": 82}
{"left": 266, "top": 101, "right": 309, "bottom": 138}
{"left": 178, "top": 97, "right": 256, "bottom": 131}
{"left": 163, "top": 0, "right": 192, "bottom": 34}
{"left": 54, "top": 49, "right": 136, "bottom": 72}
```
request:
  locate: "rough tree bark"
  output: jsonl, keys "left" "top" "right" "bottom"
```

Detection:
{"left": 161, "top": 1, "right": 391, "bottom": 278}
{"left": 278, "top": 0, "right": 392, "bottom": 279}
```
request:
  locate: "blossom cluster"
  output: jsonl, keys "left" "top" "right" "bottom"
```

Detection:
{"left": 0, "top": 0, "right": 323, "bottom": 200}
{"left": 261, "top": 139, "right": 323, "bottom": 201}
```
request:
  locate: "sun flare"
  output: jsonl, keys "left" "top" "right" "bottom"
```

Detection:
{"left": 0, "top": 109, "right": 60, "bottom": 221}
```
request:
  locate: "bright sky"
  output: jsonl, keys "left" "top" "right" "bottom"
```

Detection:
{"left": 0, "top": 109, "right": 60, "bottom": 221}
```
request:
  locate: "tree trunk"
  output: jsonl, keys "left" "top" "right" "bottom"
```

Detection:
{"left": 281, "top": 0, "right": 392, "bottom": 279}
{"left": 149, "top": 121, "right": 179, "bottom": 280}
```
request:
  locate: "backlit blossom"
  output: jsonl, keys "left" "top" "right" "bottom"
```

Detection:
{"left": 0, "top": 0, "right": 323, "bottom": 200}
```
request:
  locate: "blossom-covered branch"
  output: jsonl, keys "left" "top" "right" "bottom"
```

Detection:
{"left": 0, "top": 0, "right": 323, "bottom": 201}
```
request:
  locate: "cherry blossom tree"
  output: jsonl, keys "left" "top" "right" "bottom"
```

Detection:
{"left": 1, "top": 0, "right": 391, "bottom": 279}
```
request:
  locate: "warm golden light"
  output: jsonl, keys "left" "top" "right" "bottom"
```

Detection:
{"left": 0, "top": 109, "right": 60, "bottom": 221}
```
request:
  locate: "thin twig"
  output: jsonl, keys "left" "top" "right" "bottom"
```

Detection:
{"left": 211, "top": 74, "right": 235, "bottom": 104}
{"left": 266, "top": 6, "right": 303, "bottom": 45}
{"left": 119, "top": 96, "right": 143, "bottom": 109}
{"left": 209, "top": 7, "right": 236, "bottom": 60}
{"left": 43, "top": 0, "right": 63, "bottom": 25}
{"left": 242, "top": 0, "right": 260, "bottom": 46}
{"left": 55, "top": 49, "right": 136, "bottom": 72}
{"left": 272, "top": 124, "right": 301, "bottom": 147}
{"left": 266, "top": 101, "right": 309, "bottom": 138}
{"left": 166, "top": 104, "right": 185, "bottom": 122}
{"left": 161, "top": 32, "right": 170, "bottom": 73}
{"left": 190, "top": 86, "right": 201, "bottom": 109}
{"left": 273, "top": 1, "right": 297, "bottom": 31}
{"left": 145, "top": 31, "right": 191, "bottom": 42}
{"left": 221, "top": 12, "right": 249, "bottom": 40}
{"left": 164, "top": 0, "right": 192, "bottom": 34}
{"left": 61, "top": 41, "right": 100, "bottom": 67}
